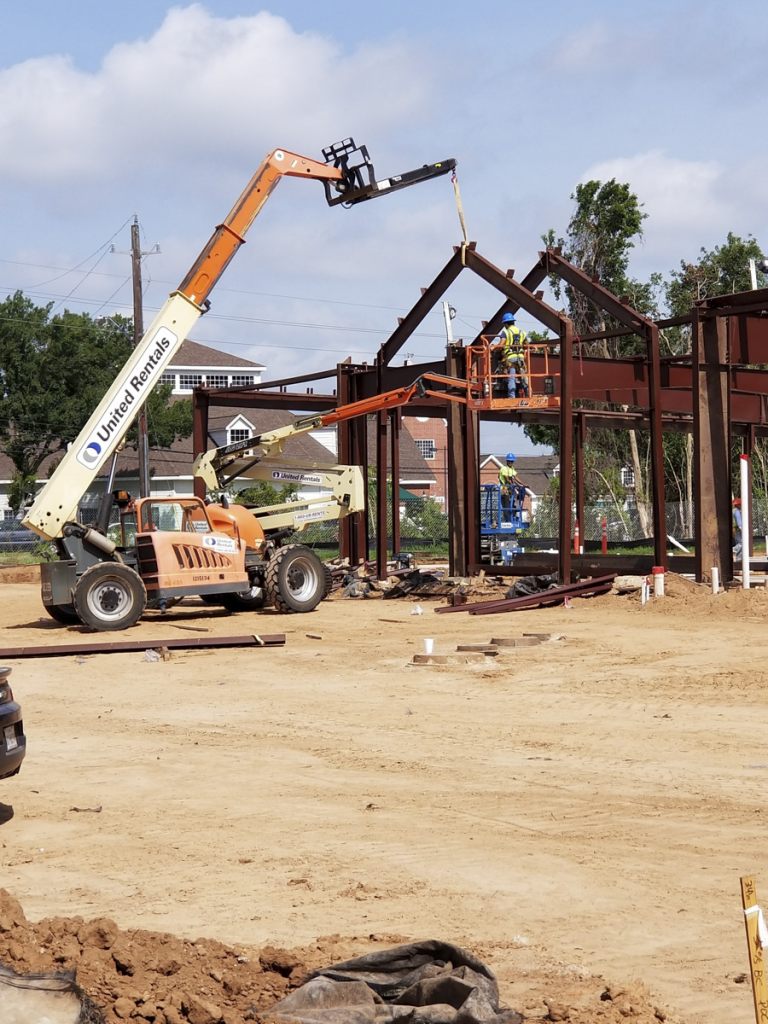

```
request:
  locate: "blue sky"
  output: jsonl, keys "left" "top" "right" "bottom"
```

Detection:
{"left": 1, "top": 1, "right": 766, "bottom": 454}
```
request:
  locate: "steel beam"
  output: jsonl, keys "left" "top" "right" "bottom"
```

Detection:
{"left": 693, "top": 313, "right": 732, "bottom": 583}
{"left": 0, "top": 634, "right": 287, "bottom": 659}
{"left": 376, "top": 410, "right": 388, "bottom": 580}
{"left": 558, "top": 322, "right": 574, "bottom": 583}
{"left": 390, "top": 409, "right": 401, "bottom": 557}
{"left": 463, "top": 249, "right": 568, "bottom": 335}
{"left": 378, "top": 249, "right": 465, "bottom": 367}
{"left": 447, "top": 346, "right": 468, "bottom": 575}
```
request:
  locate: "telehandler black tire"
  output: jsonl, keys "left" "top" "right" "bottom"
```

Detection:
{"left": 321, "top": 562, "right": 334, "bottom": 599}
{"left": 266, "top": 544, "right": 324, "bottom": 613}
{"left": 73, "top": 563, "right": 147, "bottom": 631}
{"left": 43, "top": 603, "right": 80, "bottom": 625}
{"left": 221, "top": 587, "right": 265, "bottom": 612}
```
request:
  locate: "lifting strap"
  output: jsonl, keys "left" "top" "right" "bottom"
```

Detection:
{"left": 451, "top": 170, "right": 469, "bottom": 264}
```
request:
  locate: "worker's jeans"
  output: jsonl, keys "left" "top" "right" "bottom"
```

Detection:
{"left": 506, "top": 360, "right": 528, "bottom": 397}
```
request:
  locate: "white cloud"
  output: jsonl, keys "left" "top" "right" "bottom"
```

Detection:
{"left": 0, "top": 4, "right": 432, "bottom": 185}
{"left": 579, "top": 150, "right": 725, "bottom": 232}
{"left": 550, "top": 18, "right": 655, "bottom": 73}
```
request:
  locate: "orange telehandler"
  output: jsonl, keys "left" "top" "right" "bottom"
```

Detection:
{"left": 23, "top": 140, "right": 456, "bottom": 630}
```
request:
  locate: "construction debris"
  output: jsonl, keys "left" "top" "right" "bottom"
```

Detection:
{"left": 435, "top": 574, "right": 617, "bottom": 616}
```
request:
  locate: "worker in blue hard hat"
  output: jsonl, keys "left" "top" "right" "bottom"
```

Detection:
{"left": 497, "top": 312, "right": 529, "bottom": 398}
{"left": 498, "top": 452, "right": 525, "bottom": 518}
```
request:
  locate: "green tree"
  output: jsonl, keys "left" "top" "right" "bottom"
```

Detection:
{"left": 538, "top": 180, "right": 656, "bottom": 532}
{"left": 0, "top": 292, "right": 192, "bottom": 512}
{"left": 234, "top": 481, "right": 298, "bottom": 507}
{"left": 666, "top": 232, "right": 765, "bottom": 315}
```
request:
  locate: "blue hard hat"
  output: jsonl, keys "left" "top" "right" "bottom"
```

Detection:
{"left": 501, "top": 312, "right": 516, "bottom": 324}
{"left": 505, "top": 452, "right": 516, "bottom": 462}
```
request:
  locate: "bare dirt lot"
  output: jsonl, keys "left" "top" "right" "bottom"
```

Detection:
{"left": 0, "top": 568, "right": 766, "bottom": 1024}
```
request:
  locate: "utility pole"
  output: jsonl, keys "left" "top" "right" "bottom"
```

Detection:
{"left": 131, "top": 217, "right": 152, "bottom": 497}
{"left": 442, "top": 300, "right": 456, "bottom": 344}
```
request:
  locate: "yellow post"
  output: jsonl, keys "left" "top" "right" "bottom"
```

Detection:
{"left": 741, "top": 876, "right": 768, "bottom": 1024}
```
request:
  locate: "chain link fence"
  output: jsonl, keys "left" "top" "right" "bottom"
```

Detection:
{"left": 6, "top": 491, "right": 765, "bottom": 559}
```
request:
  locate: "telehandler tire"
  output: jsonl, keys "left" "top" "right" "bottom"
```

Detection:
{"left": 221, "top": 586, "right": 265, "bottom": 612}
{"left": 43, "top": 603, "right": 80, "bottom": 625}
{"left": 73, "top": 563, "right": 147, "bottom": 631}
{"left": 266, "top": 544, "right": 324, "bottom": 613}
{"left": 321, "top": 562, "right": 334, "bottom": 599}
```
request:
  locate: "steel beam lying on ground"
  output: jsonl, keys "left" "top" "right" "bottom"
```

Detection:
{"left": 434, "top": 574, "right": 617, "bottom": 616}
{"left": 0, "top": 634, "right": 287, "bottom": 659}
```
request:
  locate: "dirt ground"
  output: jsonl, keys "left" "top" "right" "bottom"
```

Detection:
{"left": 0, "top": 565, "right": 766, "bottom": 1024}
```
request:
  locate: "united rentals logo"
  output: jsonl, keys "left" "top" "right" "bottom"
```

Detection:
{"left": 271, "top": 470, "right": 323, "bottom": 485}
{"left": 76, "top": 327, "right": 177, "bottom": 469}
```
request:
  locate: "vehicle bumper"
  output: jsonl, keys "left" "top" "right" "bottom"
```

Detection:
{"left": 0, "top": 703, "right": 25, "bottom": 779}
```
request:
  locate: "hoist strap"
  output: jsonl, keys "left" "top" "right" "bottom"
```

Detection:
{"left": 451, "top": 171, "right": 469, "bottom": 264}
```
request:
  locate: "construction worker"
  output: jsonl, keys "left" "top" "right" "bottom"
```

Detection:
{"left": 498, "top": 453, "right": 522, "bottom": 518}
{"left": 498, "top": 312, "right": 529, "bottom": 398}
{"left": 732, "top": 498, "right": 743, "bottom": 558}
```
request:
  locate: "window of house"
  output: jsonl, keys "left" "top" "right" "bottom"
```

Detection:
{"left": 158, "top": 373, "right": 177, "bottom": 388}
{"left": 229, "top": 428, "right": 252, "bottom": 445}
{"left": 205, "top": 374, "right": 229, "bottom": 388}
{"left": 415, "top": 439, "right": 437, "bottom": 461}
{"left": 231, "top": 374, "right": 255, "bottom": 387}
{"left": 178, "top": 373, "right": 203, "bottom": 390}
{"left": 621, "top": 466, "right": 635, "bottom": 488}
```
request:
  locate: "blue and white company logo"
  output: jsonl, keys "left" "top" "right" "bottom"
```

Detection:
{"left": 75, "top": 326, "right": 178, "bottom": 469}
{"left": 81, "top": 442, "right": 103, "bottom": 466}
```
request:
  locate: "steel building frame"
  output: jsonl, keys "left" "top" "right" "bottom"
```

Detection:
{"left": 191, "top": 245, "right": 768, "bottom": 585}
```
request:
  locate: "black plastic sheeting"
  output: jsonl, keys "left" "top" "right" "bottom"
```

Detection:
{"left": 262, "top": 941, "right": 522, "bottom": 1024}
{"left": 0, "top": 963, "right": 105, "bottom": 1023}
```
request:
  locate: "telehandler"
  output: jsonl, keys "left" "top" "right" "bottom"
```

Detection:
{"left": 22, "top": 140, "right": 455, "bottom": 630}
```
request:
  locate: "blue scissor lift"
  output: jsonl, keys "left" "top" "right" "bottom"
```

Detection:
{"left": 480, "top": 483, "right": 530, "bottom": 564}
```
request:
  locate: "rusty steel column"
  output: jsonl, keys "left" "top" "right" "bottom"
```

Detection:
{"left": 446, "top": 347, "right": 467, "bottom": 575}
{"left": 464, "top": 405, "right": 480, "bottom": 569}
{"left": 558, "top": 323, "right": 574, "bottom": 583}
{"left": 574, "top": 413, "right": 585, "bottom": 553}
{"left": 376, "top": 410, "right": 389, "bottom": 579}
{"left": 192, "top": 389, "right": 209, "bottom": 501}
{"left": 646, "top": 322, "right": 667, "bottom": 568}
{"left": 390, "top": 409, "right": 401, "bottom": 557}
{"left": 336, "top": 365, "right": 354, "bottom": 563}
{"left": 693, "top": 312, "right": 732, "bottom": 582}
{"left": 352, "top": 398, "right": 369, "bottom": 564}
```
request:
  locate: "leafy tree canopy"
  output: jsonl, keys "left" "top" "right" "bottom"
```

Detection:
{"left": 666, "top": 232, "right": 765, "bottom": 316}
{"left": 0, "top": 292, "right": 192, "bottom": 508}
{"left": 234, "top": 481, "right": 298, "bottom": 507}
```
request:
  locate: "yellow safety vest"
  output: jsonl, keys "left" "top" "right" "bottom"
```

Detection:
{"left": 499, "top": 465, "right": 518, "bottom": 487}
{"left": 500, "top": 325, "right": 527, "bottom": 364}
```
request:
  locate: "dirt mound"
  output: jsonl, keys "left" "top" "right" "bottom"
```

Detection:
{"left": 632, "top": 571, "right": 768, "bottom": 618}
{"left": 0, "top": 564, "right": 39, "bottom": 584}
{"left": 0, "top": 891, "right": 681, "bottom": 1024}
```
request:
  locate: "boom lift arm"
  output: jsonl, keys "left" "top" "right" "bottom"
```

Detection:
{"left": 23, "top": 142, "right": 456, "bottom": 542}
{"left": 193, "top": 372, "right": 473, "bottom": 491}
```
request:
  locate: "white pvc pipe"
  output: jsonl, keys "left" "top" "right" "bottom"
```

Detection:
{"left": 652, "top": 566, "right": 665, "bottom": 598}
{"left": 711, "top": 567, "right": 720, "bottom": 594}
{"left": 741, "top": 454, "right": 751, "bottom": 590}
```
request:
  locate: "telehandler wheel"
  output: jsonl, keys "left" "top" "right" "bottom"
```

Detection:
{"left": 266, "top": 544, "right": 324, "bottom": 613}
{"left": 321, "top": 562, "right": 334, "bottom": 600}
{"left": 44, "top": 603, "right": 80, "bottom": 625}
{"left": 73, "top": 563, "right": 147, "bottom": 631}
{"left": 221, "top": 586, "right": 265, "bottom": 612}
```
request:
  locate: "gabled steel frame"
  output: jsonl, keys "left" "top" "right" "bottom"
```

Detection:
{"left": 191, "top": 245, "right": 768, "bottom": 586}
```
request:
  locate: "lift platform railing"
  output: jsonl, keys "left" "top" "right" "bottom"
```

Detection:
{"left": 466, "top": 336, "right": 560, "bottom": 409}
